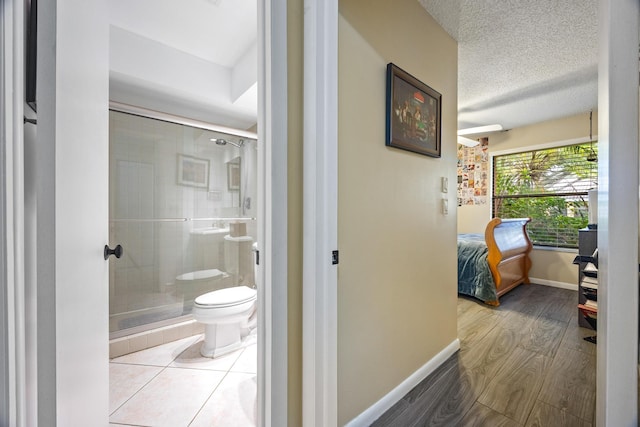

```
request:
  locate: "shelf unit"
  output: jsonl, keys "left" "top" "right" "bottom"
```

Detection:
{"left": 576, "top": 228, "right": 597, "bottom": 337}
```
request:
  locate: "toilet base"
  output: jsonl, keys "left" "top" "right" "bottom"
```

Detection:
{"left": 200, "top": 338, "right": 242, "bottom": 358}
{"left": 200, "top": 322, "right": 253, "bottom": 358}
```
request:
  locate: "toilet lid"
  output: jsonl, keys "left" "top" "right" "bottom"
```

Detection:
{"left": 195, "top": 286, "right": 257, "bottom": 308}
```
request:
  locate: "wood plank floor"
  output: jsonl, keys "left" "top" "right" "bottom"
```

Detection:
{"left": 372, "top": 284, "right": 597, "bottom": 426}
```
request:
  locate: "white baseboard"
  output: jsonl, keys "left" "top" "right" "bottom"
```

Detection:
{"left": 530, "top": 277, "right": 578, "bottom": 291}
{"left": 345, "top": 338, "right": 461, "bottom": 427}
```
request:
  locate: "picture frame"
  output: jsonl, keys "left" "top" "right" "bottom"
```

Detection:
{"left": 386, "top": 63, "right": 442, "bottom": 158}
{"left": 227, "top": 158, "right": 241, "bottom": 191}
{"left": 177, "top": 154, "right": 210, "bottom": 188}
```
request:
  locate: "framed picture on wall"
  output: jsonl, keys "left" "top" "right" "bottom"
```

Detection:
{"left": 177, "top": 154, "right": 210, "bottom": 188}
{"left": 386, "top": 63, "right": 442, "bottom": 158}
{"left": 227, "top": 158, "right": 241, "bottom": 191}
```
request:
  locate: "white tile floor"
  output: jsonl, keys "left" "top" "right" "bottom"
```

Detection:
{"left": 110, "top": 332, "right": 257, "bottom": 427}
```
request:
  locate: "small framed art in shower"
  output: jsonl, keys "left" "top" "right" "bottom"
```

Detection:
{"left": 227, "top": 157, "right": 241, "bottom": 191}
{"left": 177, "top": 154, "right": 210, "bottom": 188}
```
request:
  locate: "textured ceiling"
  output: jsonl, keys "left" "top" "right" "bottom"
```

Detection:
{"left": 418, "top": 0, "right": 598, "bottom": 131}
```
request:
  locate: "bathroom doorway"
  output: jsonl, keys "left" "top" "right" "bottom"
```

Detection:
{"left": 104, "top": 0, "right": 276, "bottom": 422}
{"left": 5, "top": 0, "right": 288, "bottom": 423}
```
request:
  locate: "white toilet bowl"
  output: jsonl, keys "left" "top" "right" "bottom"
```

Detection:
{"left": 193, "top": 285, "right": 257, "bottom": 358}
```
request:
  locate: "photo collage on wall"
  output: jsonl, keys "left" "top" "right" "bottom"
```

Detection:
{"left": 457, "top": 137, "right": 489, "bottom": 206}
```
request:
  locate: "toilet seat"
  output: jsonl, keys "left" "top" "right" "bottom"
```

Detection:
{"left": 194, "top": 286, "right": 256, "bottom": 308}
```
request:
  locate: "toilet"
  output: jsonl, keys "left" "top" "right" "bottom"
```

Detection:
{"left": 193, "top": 238, "right": 259, "bottom": 358}
{"left": 192, "top": 285, "right": 257, "bottom": 357}
{"left": 174, "top": 268, "right": 232, "bottom": 313}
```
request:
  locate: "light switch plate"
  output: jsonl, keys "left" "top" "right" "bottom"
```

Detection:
{"left": 442, "top": 199, "right": 449, "bottom": 215}
{"left": 441, "top": 177, "right": 448, "bottom": 193}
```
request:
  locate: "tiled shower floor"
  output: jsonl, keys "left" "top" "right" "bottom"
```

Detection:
{"left": 109, "top": 332, "right": 257, "bottom": 426}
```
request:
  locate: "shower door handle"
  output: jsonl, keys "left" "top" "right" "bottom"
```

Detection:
{"left": 104, "top": 244, "right": 123, "bottom": 260}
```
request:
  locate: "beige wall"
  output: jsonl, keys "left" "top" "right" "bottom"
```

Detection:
{"left": 491, "top": 111, "right": 598, "bottom": 152}
{"left": 457, "top": 112, "right": 598, "bottom": 285}
{"left": 529, "top": 249, "right": 577, "bottom": 286}
{"left": 338, "top": 1, "right": 458, "bottom": 424}
{"left": 287, "top": 0, "right": 303, "bottom": 426}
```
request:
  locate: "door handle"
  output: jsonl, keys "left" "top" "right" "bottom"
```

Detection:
{"left": 104, "top": 244, "right": 123, "bottom": 260}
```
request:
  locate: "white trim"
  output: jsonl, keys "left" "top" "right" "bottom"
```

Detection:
{"left": 597, "top": 1, "right": 638, "bottom": 425}
{"left": 344, "top": 339, "right": 461, "bottom": 427}
{"left": 302, "top": 0, "right": 338, "bottom": 426}
{"left": 1, "top": 1, "right": 9, "bottom": 422}
{"left": 1, "top": 0, "right": 10, "bottom": 423}
{"left": 2, "top": 0, "right": 26, "bottom": 425}
{"left": 529, "top": 278, "right": 578, "bottom": 291}
{"left": 258, "top": 0, "right": 288, "bottom": 425}
{"left": 490, "top": 135, "right": 599, "bottom": 157}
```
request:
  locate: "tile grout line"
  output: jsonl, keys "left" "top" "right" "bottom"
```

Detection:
{"left": 109, "top": 363, "right": 169, "bottom": 419}
{"left": 109, "top": 337, "right": 195, "bottom": 420}
{"left": 109, "top": 330, "right": 257, "bottom": 426}
{"left": 186, "top": 369, "right": 234, "bottom": 426}
{"left": 185, "top": 344, "right": 251, "bottom": 426}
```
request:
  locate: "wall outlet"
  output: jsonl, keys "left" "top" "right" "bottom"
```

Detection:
{"left": 442, "top": 198, "right": 449, "bottom": 215}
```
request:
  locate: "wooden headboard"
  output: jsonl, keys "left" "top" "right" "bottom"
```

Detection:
{"left": 485, "top": 218, "right": 533, "bottom": 298}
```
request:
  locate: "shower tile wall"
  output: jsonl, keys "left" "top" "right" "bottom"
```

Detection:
{"left": 109, "top": 111, "right": 257, "bottom": 335}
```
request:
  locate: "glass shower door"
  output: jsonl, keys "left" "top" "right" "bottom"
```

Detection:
{"left": 109, "top": 110, "right": 257, "bottom": 338}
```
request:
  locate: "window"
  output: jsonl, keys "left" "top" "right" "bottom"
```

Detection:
{"left": 492, "top": 142, "right": 597, "bottom": 248}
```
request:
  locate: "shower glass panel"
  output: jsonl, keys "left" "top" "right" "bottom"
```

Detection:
{"left": 109, "top": 110, "right": 258, "bottom": 338}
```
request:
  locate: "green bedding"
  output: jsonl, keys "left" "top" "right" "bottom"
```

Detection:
{"left": 457, "top": 233, "right": 497, "bottom": 303}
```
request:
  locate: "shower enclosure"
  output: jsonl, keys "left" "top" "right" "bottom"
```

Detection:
{"left": 109, "top": 108, "right": 258, "bottom": 338}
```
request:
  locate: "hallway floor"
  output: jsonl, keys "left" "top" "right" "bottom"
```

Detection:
{"left": 373, "top": 284, "right": 597, "bottom": 426}
{"left": 109, "top": 331, "right": 256, "bottom": 426}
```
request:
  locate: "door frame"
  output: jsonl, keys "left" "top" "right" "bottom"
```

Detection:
{"left": 1, "top": 0, "right": 26, "bottom": 425}
{"left": 258, "top": 0, "right": 289, "bottom": 424}
{"left": 597, "top": 0, "right": 639, "bottom": 424}
{"left": 302, "top": 0, "right": 338, "bottom": 425}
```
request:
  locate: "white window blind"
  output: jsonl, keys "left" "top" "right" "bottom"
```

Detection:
{"left": 492, "top": 142, "right": 598, "bottom": 248}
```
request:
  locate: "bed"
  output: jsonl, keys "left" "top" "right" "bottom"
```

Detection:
{"left": 457, "top": 218, "right": 533, "bottom": 306}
